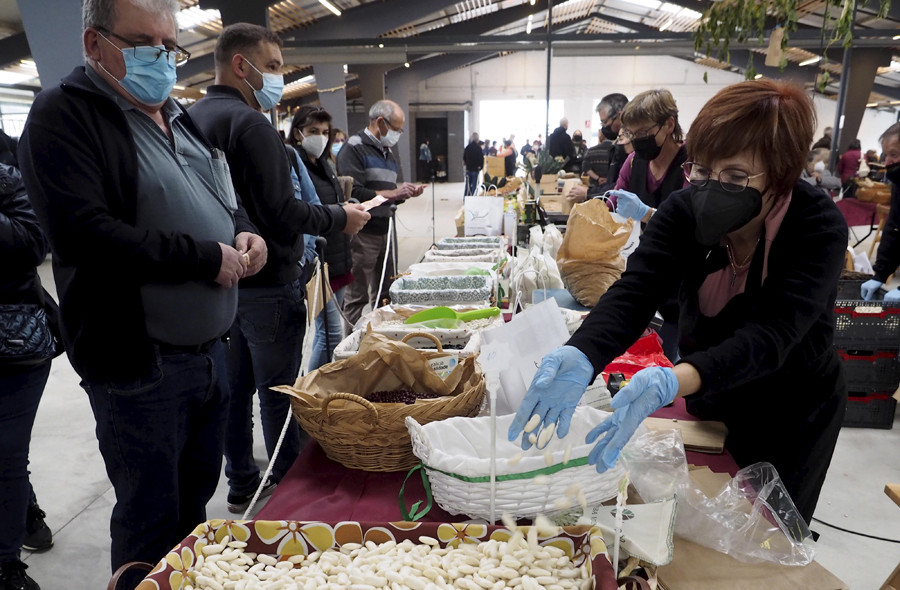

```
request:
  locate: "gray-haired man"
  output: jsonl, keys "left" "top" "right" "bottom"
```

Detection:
{"left": 337, "top": 99, "right": 425, "bottom": 325}
{"left": 18, "top": 1, "right": 265, "bottom": 586}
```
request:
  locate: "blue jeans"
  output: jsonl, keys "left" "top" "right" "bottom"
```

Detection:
{"left": 0, "top": 361, "right": 50, "bottom": 561}
{"left": 308, "top": 286, "right": 346, "bottom": 371}
{"left": 465, "top": 170, "right": 480, "bottom": 196}
{"left": 82, "top": 343, "right": 227, "bottom": 582}
{"left": 224, "top": 280, "right": 306, "bottom": 495}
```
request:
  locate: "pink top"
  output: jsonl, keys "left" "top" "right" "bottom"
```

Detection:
{"left": 697, "top": 193, "right": 792, "bottom": 317}
{"left": 614, "top": 152, "right": 689, "bottom": 194}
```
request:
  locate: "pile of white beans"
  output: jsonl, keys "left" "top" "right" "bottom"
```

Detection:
{"left": 185, "top": 526, "right": 592, "bottom": 590}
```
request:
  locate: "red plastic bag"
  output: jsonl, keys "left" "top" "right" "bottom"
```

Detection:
{"left": 602, "top": 330, "right": 674, "bottom": 382}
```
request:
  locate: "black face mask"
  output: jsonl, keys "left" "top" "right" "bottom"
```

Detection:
{"left": 601, "top": 125, "right": 617, "bottom": 140}
{"left": 691, "top": 183, "right": 763, "bottom": 247}
{"left": 632, "top": 134, "right": 663, "bottom": 161}
{"left": 886, "top": 162, "right": 900, "bottom": 185}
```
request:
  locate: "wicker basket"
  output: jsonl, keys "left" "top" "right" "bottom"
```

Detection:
{"left": 274, "top": 331, "right": 485, "bottom": 472}
{"left": 857, "top": 183, "right": 891, "bottom": 204}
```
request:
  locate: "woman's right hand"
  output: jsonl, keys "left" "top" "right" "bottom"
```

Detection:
{"left": 507, "top": 345, "right": 595, "bottom": 449}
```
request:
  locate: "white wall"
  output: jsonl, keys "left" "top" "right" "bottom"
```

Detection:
{"left": 413, "top": 52, "right": 898, "bottom": 152}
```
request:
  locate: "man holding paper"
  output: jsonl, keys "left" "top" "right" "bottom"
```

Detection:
{"left": 338, "top": 99, "right": 426, "bottom": 325}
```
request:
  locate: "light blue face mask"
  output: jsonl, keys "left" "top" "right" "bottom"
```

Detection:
{"left": 98, "top": 33, "right": 177, "bottom": 105}
{"left": 331, "top": 142, "right": 343, "bottom": 157}
{"left": 243, "top": 58, "right": 284, "bottom": 111}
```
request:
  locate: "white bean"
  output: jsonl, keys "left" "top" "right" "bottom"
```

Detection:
{"left": 536, "top": 422, "right": 556, "bottom": 449}
{"left": 523, "top": 414, "right": 542, "bottom": 433}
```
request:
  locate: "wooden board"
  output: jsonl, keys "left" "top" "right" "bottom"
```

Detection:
{"left": 644, "top": 417, "right": 728, "bottom": 454}
{"left": 886, "top": 484, "right": 900, "bottom": 508}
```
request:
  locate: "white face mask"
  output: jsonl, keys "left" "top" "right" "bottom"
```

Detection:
{"left": 381, "top": 128, "right": 402, "bottom": 148}
{"left": 813, "top": 160, "right": 826, "bottom": 173}
{"left": 300, "top": 133, "right": 328, "bottom": 159}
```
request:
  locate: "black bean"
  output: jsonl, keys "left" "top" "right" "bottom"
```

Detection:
{"left": 365, "top": 390, "right": 445, "bottom": 404}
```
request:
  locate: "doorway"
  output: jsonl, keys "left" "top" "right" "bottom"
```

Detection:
{"left": 415, "top": 116, "right": 448, "bottom": 182}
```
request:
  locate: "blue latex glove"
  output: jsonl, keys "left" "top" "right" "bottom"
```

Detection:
{"left": 885, "top": 288, "right": 900, "bottom": 302}
{"left": 585, "top": 367, "right": 679, "bottom": 472}
{"left": 609, "top": 189, "right": 650, "bottom": 221}
{"left": 507, "top": 345, "right": 595, "bottom": 449}
{"left": 860, "top": 279, "right": 883, "bottom": 301}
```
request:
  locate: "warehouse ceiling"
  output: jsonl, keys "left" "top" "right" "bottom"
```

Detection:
{"left": 0, "top": 0, "right": 898, "bottom": 107}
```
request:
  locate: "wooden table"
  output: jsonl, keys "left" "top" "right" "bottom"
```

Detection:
{"left": 883, "top": 484, "right": 900, "bottom": 590}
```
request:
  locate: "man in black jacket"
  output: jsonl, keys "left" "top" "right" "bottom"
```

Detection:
{"left": 18, "top": 0, "right": 268, "bottom": 585}
{"left": 547, "top": 117, "right": 575, "bottom": 162}
{"left": 463, "top": 132, "right": 484, "bottom": 196}
{"left": 189, "top": 23, "right": 370, "bottom": 514}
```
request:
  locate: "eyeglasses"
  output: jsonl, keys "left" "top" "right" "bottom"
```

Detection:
{"left": 381, "top": 117, "right": 404, "bottom": 134}
{"left": 682, "top": 161, "right": 766, "bottom": 193}
{"left": 620, "top": 123, "right": 660, "bottom": 142}
{"left": 97, "top": 27, "right": 191, "bottom": 66}
{"left": 599, "top": 110, "right": 619, "bottom": 128}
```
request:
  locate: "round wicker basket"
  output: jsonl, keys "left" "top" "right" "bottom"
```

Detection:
{"left": 278, "top": 332, "right": 486, "bottom": 472}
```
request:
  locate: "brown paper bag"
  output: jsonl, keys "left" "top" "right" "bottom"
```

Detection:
{"left": 305, "top": 260, "right": 333, "bottom": 323}
{"left": 657, "top": 537, "right": 848, "bottom": 590}
{"left": 556, "top": 199, "right": 633, "bottom": 306}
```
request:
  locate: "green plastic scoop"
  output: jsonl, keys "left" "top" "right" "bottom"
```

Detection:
{"left": 404, "top": 306, "right": 501, "bottom": 325}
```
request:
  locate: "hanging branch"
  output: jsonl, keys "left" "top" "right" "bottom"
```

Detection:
{"left": 693, "top": 0, "right": 891, "bottom": 79}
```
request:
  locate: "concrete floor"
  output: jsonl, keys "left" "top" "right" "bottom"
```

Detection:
{"left": 19, "top": 183, "right": 900, "bottom": 589}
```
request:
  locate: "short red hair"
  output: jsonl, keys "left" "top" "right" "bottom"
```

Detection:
{"left": 686, "top": 80, "right": 815, "bottom": 197}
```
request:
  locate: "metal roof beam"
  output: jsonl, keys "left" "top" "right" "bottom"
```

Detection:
{"left": 0, "top": 32, "right": 30, "bottom": 70}
{"left": 283, "top": 0, "right": 460, "bottom": 42}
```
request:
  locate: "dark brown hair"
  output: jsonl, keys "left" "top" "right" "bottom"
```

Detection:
{"left": 289, "top": 105, "right": 333, "bottom": 159}
{"left": 214, "top": 23, "right": 282, "bottom": 65}
{"left": 686, "top": 79, "right": 815, "bottom": 197}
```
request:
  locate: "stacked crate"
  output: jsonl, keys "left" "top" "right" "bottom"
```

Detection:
{"left": 833, "top": 280, "right": 899, "bottom": 429}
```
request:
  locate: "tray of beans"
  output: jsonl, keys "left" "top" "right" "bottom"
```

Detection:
{"left": 274, "top": 330, "right": 486, "bottom": 472}
{"left": 127, "top": 519, "right": 626, "bottom": 590}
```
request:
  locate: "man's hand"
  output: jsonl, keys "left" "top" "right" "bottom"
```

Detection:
{"left": 342, "top": 203, "right": 371, "bottom": 235}
{"left": 234, "top": 231, "right": 267, "bottom": 278}
{"left": 565, "top": 184, "right": 587, "bottom": 203}
{"left": 407, "top": 183, "right": 427, "bottom": 197}
{"left": 216, "top": 243, "right": 246, "bottom": 288}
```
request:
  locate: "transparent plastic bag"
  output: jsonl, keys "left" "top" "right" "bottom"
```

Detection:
{"left": 622, "top": 430, "right": 815, "bottom": 566}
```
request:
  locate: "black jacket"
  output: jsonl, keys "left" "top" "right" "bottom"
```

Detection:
{"left": 189, "top": 86, "right": 346, "bottom": 286}
{"left": 297, "top": 148, "right": 353, "bottom": 278}
{"left": 464, "top": 141, "right": 484, "bottom": 172}
{"left": 18, "top": 67, "right": 257, "bottom": 381}
{"left": 547, "top": 126, "right": 575, "bottom": 161}
{"left": 569, "top": 180, "right": 846, "bottom": 395}
{"left": 0, "top": 164, "right": 47, "bottom": 304}
{"left": 873, "top": 183, "right": 900, "bottom": 282}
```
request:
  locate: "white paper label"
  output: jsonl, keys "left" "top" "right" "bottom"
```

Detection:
{"left": 428, "top": 355, "right": 458, "bottom": 379}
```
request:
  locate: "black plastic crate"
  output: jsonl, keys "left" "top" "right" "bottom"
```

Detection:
{"left": 833, "top": 300, "right": 900, "bottom": 348}
{"left": 843, "top": 392, "right": 897, "bottom": 429}
{"left": 838, "top": 349, "right": 900, "bottom": 391}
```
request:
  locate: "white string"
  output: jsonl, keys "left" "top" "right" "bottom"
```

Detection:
{"left": 377, "top": 215, "right": 394, "bottom": 312}
{"left": 241, "top": 264, "right": 320, "bottom": 519}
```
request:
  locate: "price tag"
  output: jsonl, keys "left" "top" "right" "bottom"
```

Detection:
{"left": 428, "top": 355, "right": 458, "bottom": 379}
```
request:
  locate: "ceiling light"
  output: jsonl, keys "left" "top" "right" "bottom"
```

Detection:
{"left": 894, "top": 34, "right": 900, "bottom": 40}
{"left": 173, "top": 85, "right": 185, "bottom": 90}
{"left": 622, "top": 0, "right": 662, "bottom": 10}
{"left": 867, "top": 102, "right": 879, "bottom": 108}
{"left": 378, "top": 43, "right": 385, "bottom": 48}
{"left": 404, "top": 61, "right": 410, "bottom": 68}
{"left": 530, "top": 0, "right": 536, "bottom": 4}
{"left": 526, "top": 14, "right": 534, "bottom": 34}
{"left": 176, "top": 6, "right": 220, "bottom": 31}
{"left": 319, "top": 0, "right": 342, "bottom": 16}
{"left": 799, "top": 56, "right": 822, "bottom": 66}
{"left": 754, "top": 73, "right": 763, "bottom": 79}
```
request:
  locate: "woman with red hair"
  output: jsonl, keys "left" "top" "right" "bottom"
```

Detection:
{"left": 509, "top": 80, "right": 848, "bottom": 524}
